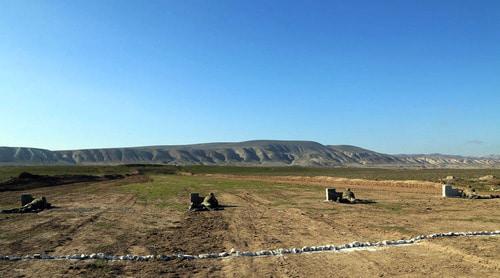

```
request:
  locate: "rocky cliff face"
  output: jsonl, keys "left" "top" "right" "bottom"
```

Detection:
{"left": 0, "top": 140, "right": 498, "bottom": 168}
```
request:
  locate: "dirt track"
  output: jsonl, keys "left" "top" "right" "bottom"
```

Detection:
{"left": 0, "top": 174, "right": 499, "bottom": 277}
{"left": 203, "top": 174, "right": 443, "bottom": 193}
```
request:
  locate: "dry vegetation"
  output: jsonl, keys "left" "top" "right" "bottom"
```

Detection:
{"left": 0, "top": 166, "right": 499, "bottom": 277}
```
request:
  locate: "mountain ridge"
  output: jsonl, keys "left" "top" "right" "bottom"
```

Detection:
{"left": 1, "top": 140, "right": 499, "bottom": 168}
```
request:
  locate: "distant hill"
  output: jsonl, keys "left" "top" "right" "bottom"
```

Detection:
{"left": 0, "top": 140, "right": 499, "bottom": 168}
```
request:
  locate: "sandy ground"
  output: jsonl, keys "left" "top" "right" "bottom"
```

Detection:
{"left": 0, "top": 174, "right": 499, "bottom": 277}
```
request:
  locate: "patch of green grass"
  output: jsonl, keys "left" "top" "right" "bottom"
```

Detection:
{"left": 121, "top": 175, "right": 324, "bottom": 210}
{"left": 181, "top": 166, "right": 500, "bottom": 194}
{"left": 181, "top": 165, "right": 500, "bottom": 182}
{"left": 84, "top": 258, "right": 117, "bottom": 276}
{"left": 92, "top": 259, "right": 108, "bottom": 268}
{"left": 271, "top": 199, "right": 299, "bottom": 207}
{"left": 380, "top": 225, "right": 413, "bottom": 235}
{"left": 453, "top": 216, "right": 500, "bottom": 224}
{"left": 374, "top": 202, "right": 404, "bottom": 213}
{"left": 0, "top": 232, "right": 16, "bottom": 241}
{"left": 94, "top": 221, "right": 115, "bottom": 230}
{"left": 0, "top": 203, "right": 13, "bottom": 210}
{"left": 2, "top": 165, "right": 499, "bottom": 184}
{"left": 0, "top": 199, "right": 18, "bottom": 210}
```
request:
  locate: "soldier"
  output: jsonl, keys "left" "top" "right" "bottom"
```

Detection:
{"left": 462, "top": 185, "right": 479, "bottom": 199}
{"left": 1, "top": 197, "right": 51, "bottom": 213}
{"left": 201, "top": 192, "right": 219, "bottom": 210}
{"left": 342, "top": 188, "right": 356, "bottom": 203}
{"left": 21, "top": 197, "right": 51, "bottom": 212}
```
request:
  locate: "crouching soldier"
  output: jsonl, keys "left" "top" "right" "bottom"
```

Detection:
{"left": 462, "top": 186, "right": 479, "bottom": 199}
{"left": 341, "top": 188, "right": 356, "bottom": 203}
{"left": 202, "top": 192, "right": 219, "bottom": 210}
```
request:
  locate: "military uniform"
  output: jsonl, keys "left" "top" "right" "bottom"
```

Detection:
{"left": 1, "top": 197, "right": 51, "bottom": 213}
{"left": 342, "top": 188, "right": 356, "bottom": 203}
{"left": 201, "top": 192, "right": 219, "bottom": 210}
{"left": 462, "top": 186, "right": 479, "bottom": 199}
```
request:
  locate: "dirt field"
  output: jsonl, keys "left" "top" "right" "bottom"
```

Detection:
{"left": 1, "top": 172, "right": 499, "bottom": 277}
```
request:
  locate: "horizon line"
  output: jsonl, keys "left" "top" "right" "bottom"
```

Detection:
{"left": 1, "top": 139, "right": 497, "bottom": 158}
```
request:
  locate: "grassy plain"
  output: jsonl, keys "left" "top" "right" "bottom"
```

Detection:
{"left": 0, "top": 165, "right": 499, "bottom": 277}
{"left": 2, "top": 164, "right": 500, "bottom": 183}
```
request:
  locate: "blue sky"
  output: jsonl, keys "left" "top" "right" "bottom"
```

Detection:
{"left": 0, "top": 1, "right": 499, "bottom": 155}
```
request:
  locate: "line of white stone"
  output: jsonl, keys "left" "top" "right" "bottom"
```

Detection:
{"left": 1, "top": 230, "right": 498, "bottom": 262}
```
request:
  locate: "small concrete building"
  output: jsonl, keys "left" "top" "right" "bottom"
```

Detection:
{"left": 190, "top": 193, "right": 203, "bottom": 204}
{"left": 442, "top": 184, "right": 462, "bottom": 198}
{"left": 325, "top": 188, "right": 342, "bottom": 201}
{"left": 20, "top": 193, "right": 34, "bottom": 206}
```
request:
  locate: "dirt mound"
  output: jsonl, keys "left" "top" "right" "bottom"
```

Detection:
{"left": 0, "top": 172, "right": 125, "bottom": 191}
{"left": 204, "top": 174, "right": 441, "bottom": 193}
{"left": 478, "top": 175, "right": 495, "bottom": 181}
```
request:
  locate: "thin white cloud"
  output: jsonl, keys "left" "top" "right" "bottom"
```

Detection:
{"left": 466, "top": 140, "right": 485, "bottom": 145}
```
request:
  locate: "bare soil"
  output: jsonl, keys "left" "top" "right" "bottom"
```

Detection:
{"left": 0, "top": 174, "right": 499, "bottom": 277}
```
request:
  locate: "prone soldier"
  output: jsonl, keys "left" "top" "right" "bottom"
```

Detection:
{"left": 1, "top": 197, "right": 52, "bottom": 214}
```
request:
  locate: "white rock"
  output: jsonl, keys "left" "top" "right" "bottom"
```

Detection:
{"left": 218, "top": 252, "right": 229, "bottom": 257}
{"left": 198, "top": 254, "right": 210, "bottom": 259}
